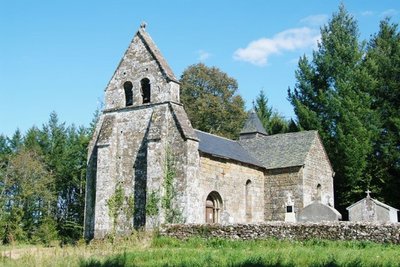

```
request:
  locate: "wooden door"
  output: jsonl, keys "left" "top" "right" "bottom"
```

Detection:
{"left": 206, "top": 200, "right": 214, "bottom": 223}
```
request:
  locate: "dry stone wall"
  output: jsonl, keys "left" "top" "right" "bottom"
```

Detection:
{"left": 160, "top": 222, "right": 400, "bottom": 244}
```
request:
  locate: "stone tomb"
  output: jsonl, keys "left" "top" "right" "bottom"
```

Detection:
{"left": 347, "top": 191, "right": 398, "bottom": 223}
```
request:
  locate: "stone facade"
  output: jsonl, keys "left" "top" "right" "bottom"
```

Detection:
{"left": 198, "top": 154, "right": 265, "bottom": 224}
{"left": 84, "top": 26, "right": 338, "bottom": 240}
{"left": 264, "top": 166, "right": 303, "bottom": 221}
{"left": 303, "top": 135, "right": 334, "bottom": 206}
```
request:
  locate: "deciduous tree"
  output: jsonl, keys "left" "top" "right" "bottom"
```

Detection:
{"left": 180, "top": 63, "right": 247, "bottom": 139}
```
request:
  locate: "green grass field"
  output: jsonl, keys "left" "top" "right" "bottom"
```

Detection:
{"left": 1, "top": 234, "right": 400, "bottom": 267}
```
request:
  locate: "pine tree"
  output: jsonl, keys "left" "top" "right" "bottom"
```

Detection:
{"left": 365, "top": 19, "right": 400, "bottom": 208}
{"left": 288, "top": 4, "right": 378, "bottom": 213}
{"left": 254, "top": 89, "right": 273, "bottom": 131}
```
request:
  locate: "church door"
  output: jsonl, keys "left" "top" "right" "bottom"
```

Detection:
{"left": 206, "top": 200, "right": 214, "bottom": 223}
{"left": 205, "top": 191, "right": 222, "bottom": 223}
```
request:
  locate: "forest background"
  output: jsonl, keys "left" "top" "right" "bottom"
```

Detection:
{"left": 0, "top": 5, "right": 399, "bottom": 244}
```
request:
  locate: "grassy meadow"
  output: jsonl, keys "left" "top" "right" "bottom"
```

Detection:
{"left": 1, "top": 233, "right": 400, "bottom": 267}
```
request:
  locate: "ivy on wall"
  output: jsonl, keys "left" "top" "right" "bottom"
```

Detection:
{"left": 162, "top": 146, "right": 184, "bottom": 224}
{"left": 107, "top": 182, "right": 135, "bottom": 235}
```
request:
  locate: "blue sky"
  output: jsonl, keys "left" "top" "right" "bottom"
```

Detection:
{"left": 1, "top": 0, "right": 399, "bottom": 137}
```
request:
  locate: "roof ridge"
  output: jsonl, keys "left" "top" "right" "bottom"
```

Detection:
{"left": 194, "top": 129, "right": 237, "bottom": 143}
{"left": 259, "top": 130, "right": 317, "bottom": 139}
{"left": 137, "top": 28, "right": 179, "bottom": 83}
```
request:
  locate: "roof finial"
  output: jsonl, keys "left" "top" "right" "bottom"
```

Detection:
{"left": 365, "top": 189, "right": 371, "bottom": 198}
{"left": 140, "top": 21, "right": 147, "bottom": 30}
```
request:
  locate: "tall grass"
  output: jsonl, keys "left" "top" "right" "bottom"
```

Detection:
{"left": 2, "top": 234, "right": 400, "bottom": 267}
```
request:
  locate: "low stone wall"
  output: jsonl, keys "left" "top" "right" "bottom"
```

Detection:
{"left": 160, "top": 222, "right": 400, "bottom": 244}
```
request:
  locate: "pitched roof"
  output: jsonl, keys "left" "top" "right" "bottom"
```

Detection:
{"left": 170, "top": 103, "right": 198, "bottom": 141}
{"left": 346, "top": 196, "right": 399, "bottom": 211}
{"left": 194, "top": 130, "right": 263, "bottom": 168}
{"left": 239, "top": 131, "right": 318, "bottom": 169}
{"left": 240, "top": 110, "right": 267, "bottom": 136}
{"left": 137, "top": 28, "right": 179, "bottom": 83}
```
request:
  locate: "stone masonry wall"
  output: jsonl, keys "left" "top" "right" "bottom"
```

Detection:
{"left": 160, "top": 222, "right": 400, "bottom": 244}
{"left": 264, "top": 167, "right": 303, "bottom": 221}
{"left": 303, "top": 135, "right": 334, "bottom": 207}
{"left": 198, "top": 155, "right": 265, "bottom": 224}
{"left": 104, "top": 30, "right": 179, "bottom": 111}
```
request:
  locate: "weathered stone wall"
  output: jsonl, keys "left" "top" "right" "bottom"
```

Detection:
{"left": 303, "top": 135, "right": 334, "bottom": 207}
{"left": 146, "top": 103, "right": 199, "bottom": 228}
{"left": 198, "top": 154, "right": 265, "bottom": 224}
{"left": 104, "top": 31, "right": 179, "bottom": 110}
{"left": 160, "top": 222, "right": 400, "bottom": 244}
{"left": 84, "top": 27, "right": 195, "bottom": 239}
{"left": 348, "top": 199, "right": 392, "bottom": 223}
{"left": 264, "top": 167, "right": 302, "bottom": 221}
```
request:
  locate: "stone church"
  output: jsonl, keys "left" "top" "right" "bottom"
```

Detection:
{"left": 84, "top": 25, "right": 337, "bottom": 239}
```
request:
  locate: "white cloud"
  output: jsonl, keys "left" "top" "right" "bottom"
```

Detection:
{"left": 300, "top": 14, "right": 328, "bottom": 26}
{"left": 197, "top": 50, "right": 211, "bottom": 62}
{"left": 361, "top": 10, "right": 374, "bottom": 16}
{"left": 381, "top": 9, "right": 398, "bottom": 17}
{"left": 233, "top": 27, "right": 320, "bottom": 66}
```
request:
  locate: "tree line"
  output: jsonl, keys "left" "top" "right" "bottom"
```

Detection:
{"left": 288, "top": 5, "right": 400, "bottom": 216}
{"left": 0, "top": 4, "right": 398, "bottom": 244}
{"left": 0, "top": 112, "right": 95, "bottom": 244}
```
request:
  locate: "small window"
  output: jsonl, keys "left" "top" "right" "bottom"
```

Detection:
{"left": 286, "top": 206, "right": 293, "bottom": 213}
{"left": 245, "top": 180, "right": 252, "bottom": 218}
{"left": 316, "top": 184, "right": 322, "bottom": 201}
{"left": 141, "top": 78, "right": 150, "bottom": 103}
{"left": 124, "top": 81, "right": 133, "bottom": 106}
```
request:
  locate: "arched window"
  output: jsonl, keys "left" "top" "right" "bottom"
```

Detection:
{"left": 205, "top": 191, "right": 222, "bottom": 223}
{"left": 245, "top": 180, "right": 252, "bottom": 219}
{"left": 316, "top": 184, "right": 322, "bottom": 201}
{"left": 124, "top": 81, "right": 133, "bottom": 106}
{"left": 141, "top": 78, "right": 150, "bottom": 104}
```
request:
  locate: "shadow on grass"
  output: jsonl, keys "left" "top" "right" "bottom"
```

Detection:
{"left": 79, "top": 253, "right": 127, "bottom": 267}
{"left": 80, "top": 253, "right": 364, "bottom": 267}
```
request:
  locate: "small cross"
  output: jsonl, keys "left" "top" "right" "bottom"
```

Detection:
{"left": 140, "top": 21, "right": 147, "bottom": 30}
{"left": 365, "top": 189, "right": 371, "bottom": 198}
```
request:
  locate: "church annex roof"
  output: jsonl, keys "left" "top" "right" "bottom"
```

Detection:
{"left": 137, "top": 27, "right": 179, "bottom": 83}
{"left": 240, "top": 110, "right": 268, "bottom": 136}
{"left": 346, "top": 196, "right": 399, "bottom": 211}
{"left": 195, "top": 130, "right": 264, "bottom": 168}
{"left": 239, "top": 130, "right": 318, "bottom": 169}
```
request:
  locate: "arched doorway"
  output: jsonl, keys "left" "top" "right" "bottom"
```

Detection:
{"left": 205, "top": 191, "right": 222, "bottom": 223}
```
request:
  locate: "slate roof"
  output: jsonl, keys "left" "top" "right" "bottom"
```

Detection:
{"left": 239, "top": 131, "right": 318, "bottom": 169}
{"left": 194, "top": 130, "right": 263, "bottom": 168}
{"left": 240, "top": 110, "right": 268, "bottom": 136}
{"left": 170, "top": 103, "right": 198, "bottom": 141}
{"left": 137, "top": 28, "right": 179, "bottom": 83}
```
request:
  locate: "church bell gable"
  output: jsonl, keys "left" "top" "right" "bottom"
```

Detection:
{"left": 104, "top": 24, "right": 180, "bottom": 110}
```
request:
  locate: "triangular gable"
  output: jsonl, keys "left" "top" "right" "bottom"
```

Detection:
{"left": 104, "top": 26, "right": 178, "bottom": 92}
{"left": 137, "top": 28, "right": 178, "bottom": 83}
{"left": 346, "top": 197, "right": 399, "bottom": 211}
